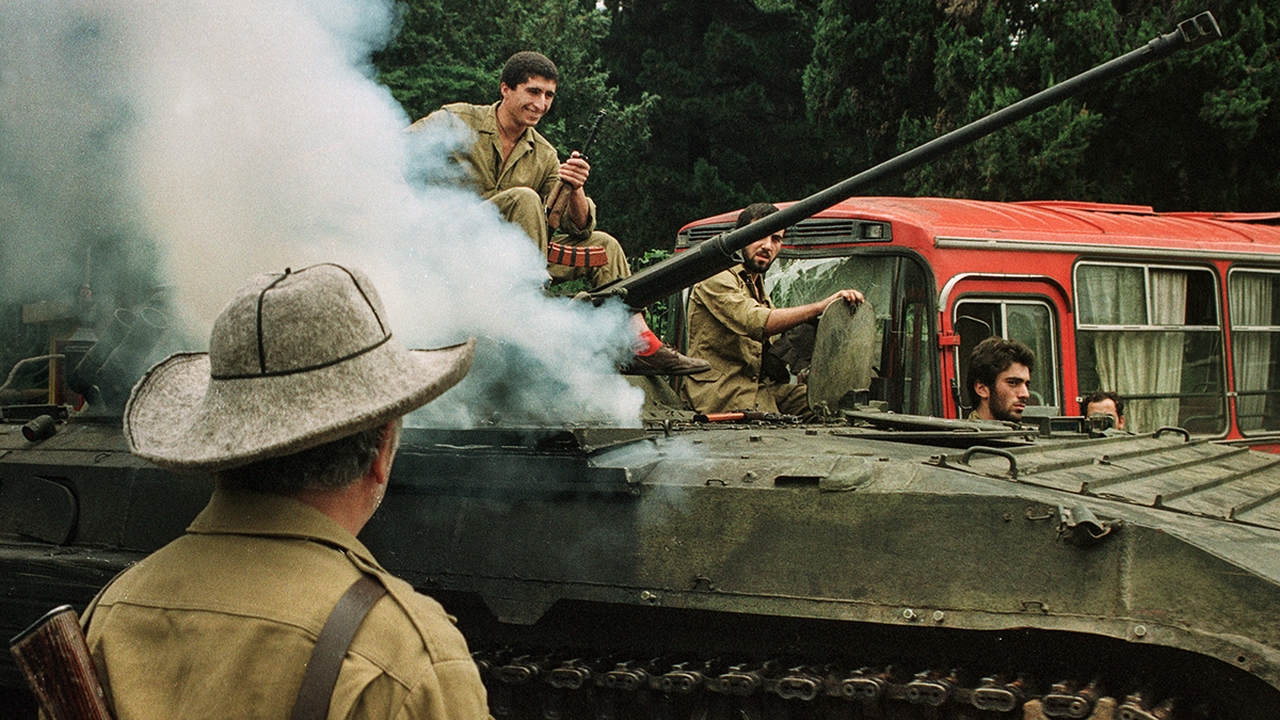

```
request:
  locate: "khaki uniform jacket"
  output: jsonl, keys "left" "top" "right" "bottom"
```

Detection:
{"left": 681, "top": 266, "right": 777, "bottom": 413}
{"left": 83, "top": 489, "right": 491, "bottom": 720}
{"left": 412, "top": 102, "right": 596, "bottom": 240}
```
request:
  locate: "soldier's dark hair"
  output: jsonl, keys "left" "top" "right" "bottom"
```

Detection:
{"left": 501, "top": 51, "right": 559, "bottom": 89}
{"left": 1080, "top": 390, "right": 1125, "bottom": 418}
{"left": 965, "top": 336, "right": 1035, "bottom": 409}
{"left": 217, "top": 421, "right": 397, "bottom": 496}
{"left": 733, "top": 202, "right": 780, "bottom": 230}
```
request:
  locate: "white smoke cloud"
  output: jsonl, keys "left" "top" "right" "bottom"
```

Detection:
{"left": 0, "top": 0, "right": 644, "bottom": 426}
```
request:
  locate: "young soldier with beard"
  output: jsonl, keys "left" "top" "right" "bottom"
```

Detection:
{"left": 966, "top": 336, "right": 1036, "bottom": 422}
{"left": 681, "top": 203, "right": 864, "bottom": 416}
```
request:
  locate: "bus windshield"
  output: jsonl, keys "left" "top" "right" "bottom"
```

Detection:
{"left": 765, "top": 253, "right": 938, "bottom": 416}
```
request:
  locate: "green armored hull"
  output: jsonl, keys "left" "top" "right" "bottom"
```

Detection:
{"left": 5, "top": 418, "right": 1280, "bottom": 717}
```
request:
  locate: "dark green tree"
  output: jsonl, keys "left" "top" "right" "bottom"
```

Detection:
{"left": 805, "top": 0, "right": 1280, "bottom": 210}
{"left": 1094, "top": 0, "right": 1280, "bottom": 210}
{"left": 803, "top": 0, "right": 942, "bottom": 191}
{"left": 600, "top": 0, "right": 837, "bottom": 253}
{"left": 374, "top": 0, "right": 1279, "bottom": 257}
{"left": 375, "top": 0, "right": 618, "bottom": 132}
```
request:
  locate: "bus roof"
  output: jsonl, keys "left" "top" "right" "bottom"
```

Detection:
{"left": 678, "top": 197, "right": 1280, "bottom": 254}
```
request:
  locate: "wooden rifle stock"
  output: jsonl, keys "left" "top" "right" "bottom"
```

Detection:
{"left": 546, "top": 110, "right": 606, "bottom": 230}
{"left": 10, "top": 605, "right": 114, "bottom": 720}
{"left": 545, "top": 177, "right": 572, "bottom": 230}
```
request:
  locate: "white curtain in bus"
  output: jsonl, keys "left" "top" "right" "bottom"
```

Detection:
{"left": 1091, "top": 269, "right": 1186, "bottom": 432}
{"left": 1077, "top": 265, "right": 1144, "bottom": 325}
{"left": 1230, "top": 273, "right": 1272, "bottom": 432}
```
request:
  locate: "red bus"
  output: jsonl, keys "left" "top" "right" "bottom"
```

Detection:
{"left": 670, "top": 197, "right": 1280, "bottom": 449}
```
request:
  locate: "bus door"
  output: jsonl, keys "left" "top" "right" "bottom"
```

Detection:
{"left": 1227, "top": 267, "right": 1280, "bottom": 445}
{"left": 940, "top": 275, "right": 1070, "bottom": 419}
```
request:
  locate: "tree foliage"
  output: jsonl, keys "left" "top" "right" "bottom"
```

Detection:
{"left": 806, "top": 0, "right": 1280, "bottom": 208}
{"left": 598, "top": 0, "right": 838, "bottom": 252}
{"left": 374, "top": 0, "right": 1280, "bottom": 256}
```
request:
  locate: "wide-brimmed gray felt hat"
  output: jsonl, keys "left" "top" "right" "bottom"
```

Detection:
{"left": 124, "top": 263, "right": 473, "bottom": 472}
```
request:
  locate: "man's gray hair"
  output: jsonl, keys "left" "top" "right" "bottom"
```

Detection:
{"left": 217, "top": 422, "right": 396, "bottom": 495}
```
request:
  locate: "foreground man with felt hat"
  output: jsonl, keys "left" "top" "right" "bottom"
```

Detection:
{"left": 81, "top": 263, "right": 490, "bottom": 720}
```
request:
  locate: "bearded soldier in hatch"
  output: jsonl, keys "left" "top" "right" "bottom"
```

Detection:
{"left": 682, "top": 203, "right": 864, "bottom": 417}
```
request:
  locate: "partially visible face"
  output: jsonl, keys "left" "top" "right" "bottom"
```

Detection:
{"left": 978, "top": 362, "right": 1031, "bottom": 421}
{"left": 741, "top": 229, "right": 785, "bottom": 274}
{"left": 500, "top": 75, "right": 557, "bottom": 129}
{"left": 1085, "top": 398, "right": 1125, "bottom": 429}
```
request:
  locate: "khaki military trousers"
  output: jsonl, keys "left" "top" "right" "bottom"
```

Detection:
{"left": 488, "top": 187, "right": 631, "bottom": 287}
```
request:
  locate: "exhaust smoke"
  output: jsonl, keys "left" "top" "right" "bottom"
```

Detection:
{"left": 0, "top": 0, "right": 644, "bottom": 427}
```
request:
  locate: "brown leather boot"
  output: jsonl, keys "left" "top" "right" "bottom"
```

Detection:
{"left": 621, "top": 344, "right": 710, "bottom": 376}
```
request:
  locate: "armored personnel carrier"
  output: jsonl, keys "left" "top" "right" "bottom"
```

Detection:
{"left": 7, "top": 405, "right": 1280, "bottom": 718}
{"left": 6, "top": 12, "right": 1276, "bottom": 719}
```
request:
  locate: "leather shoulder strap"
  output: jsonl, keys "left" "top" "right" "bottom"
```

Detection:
{"left": 291, "top": 574, "right": 387, "bottom": 720}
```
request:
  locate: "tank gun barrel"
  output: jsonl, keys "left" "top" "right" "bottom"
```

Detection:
{"left": 588, "top": 11, "right": 1221, "bottom": 311}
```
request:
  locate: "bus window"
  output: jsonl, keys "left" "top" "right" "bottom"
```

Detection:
{"left": 954, "top": 299, "right": 1060, "bottom": 414}
{"left": 1229, "top": 269, "right": 1280, "bottom": 434}
{"left": 765, "top": 254, "right": 937, "bottom": 415}
{"left": 1075, "top": 263, "right": 1225, "bottom": 435}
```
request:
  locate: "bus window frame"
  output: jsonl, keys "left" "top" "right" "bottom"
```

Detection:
{"left": 1074, "top": 261, "right": 1223, "bottom": 330}
{"left": 952, "top": 294, "right": 1064, "bottom": 415}
{"left": 939, "top": 273, "right": 1073, "bottom": 316}
{"left": 1072, "top": 259, "right": 1227, "bottom": 436}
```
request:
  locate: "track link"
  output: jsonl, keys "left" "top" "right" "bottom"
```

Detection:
{"left": 473, "top": 650, "right": 1212, "bottom": 720}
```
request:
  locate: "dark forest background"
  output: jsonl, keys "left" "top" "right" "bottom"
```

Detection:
{"left": 377, "top": 0, "right": 1277, "bottom": 256}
